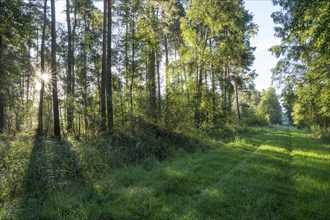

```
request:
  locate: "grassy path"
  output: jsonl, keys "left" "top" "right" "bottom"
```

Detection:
{"left": 1, "top": 127, "right": 329, "bottom": 219}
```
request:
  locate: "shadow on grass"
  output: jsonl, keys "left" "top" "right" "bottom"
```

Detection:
{"left": 16, "top": 134, "right": 99, "bottom": 219}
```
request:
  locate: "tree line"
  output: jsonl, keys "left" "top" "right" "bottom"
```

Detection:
{"left": 0, "top": 0, "right": 285, "bottom": 138}
{"left": 271, "top": 0, "right": 329, "bottom": 139}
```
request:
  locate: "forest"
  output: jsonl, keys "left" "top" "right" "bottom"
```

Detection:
{"left": 0, "top": 0, "right": 329, "bottom": 219}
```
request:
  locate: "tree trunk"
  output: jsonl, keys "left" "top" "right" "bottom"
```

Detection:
{"left": 101, "top": 0, "right": 107, "bottom": 131}
{"left": 83, "top": 19, "right": 88, "bottom": 133}
{"left": 209, "top": 39, "right": 216, "bottom": 124}
{"left": 129, "top": 16, "right": 135, "bottom": 129}
{"left": 148, "top": 48, "right": 156, "bottom": 116}
{"left": 164, "top": 35, "right": 169, "bottom": 96}
{"left": 156, "top": 49, "right": 161, "bottom": 114}
{"left": 66, "top": 0, "right": 74, "bottom": 132}
{"left": 0, "top": 34, "right": 4, "bottom": 132}
{"left": 194, "top": 66, "right": 203, "bottom": 127}
{"left": 130, "top": 16, "right": 135, "bottom": 119}
{"left": 107, "top": 0, "right": 113, "bottom": 133}
{"left": 37, "top": 0, "right": 47, "bottom": 134}
{"left": 148, "top": 7, "right": 157, "bottom": 118}
{"left": 164, "top": 34, "right": 169, "bottom": 123}
{"left": 235, "top": 82, "right": 241, "bottom": 120}
{"left": 124, "top": 20, "right": 129, "bottom": 114}
{"left": 51, "top": 0, "right": 61, "bottom": 138}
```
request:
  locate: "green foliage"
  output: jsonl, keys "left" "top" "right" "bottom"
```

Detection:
{"left": 271, "top": 0, "right": 330, "bottom": 136}
{"left": 257, "top": 87, "right": 282, "bottom": 125}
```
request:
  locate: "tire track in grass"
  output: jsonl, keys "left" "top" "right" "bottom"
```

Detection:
{"left": 154, "top": 127, "right": 294, "bottom": 219}
{"left": 119, "top": 138, "right": 261, "bottom": 219}
{"left": 285, "top": 127, "right": 330, "bottom": 220}
{"left": 209, "top": 126, "right": 294, "bottom": 219}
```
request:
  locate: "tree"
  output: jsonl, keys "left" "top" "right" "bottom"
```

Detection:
{"left": 0, "top": 33, "right": 3, "bottom": 132}
{"left": 107, "top": 0, "right": 114, "bottom": 132}
{"left": 257, "top": 87, "right": 282, "bottom": 125}
{"left": 0, "top": 0, "right": 262, "bottom": 137}
{"left": 0, "top": 0, "right": 34, "bottom": 132}
{"left": 101, "top": 0, "right": 107, "bottom": 131}
{"left": 37, "top": 0, "right": 48, "bottom": 134}
{"left": 271, "top": 0, "right": 330, "bottom": 131}
{"left": 66, "top": 0, "right": 74, "bottom": 133}
{"left": 50, "top": 0, "right": 61, "bottom": 138}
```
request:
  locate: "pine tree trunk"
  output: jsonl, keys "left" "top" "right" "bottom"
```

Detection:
{"left": 148, "top": 48, "right": 156, "bottom": 116}
{"left": 130, "top": 17, "right": 135, "bottom": 123}
{"left": 83, "top": 19, "right": 88, "bottom": 133}
{"left": 0, "top": 34, "right": 4, "bottom": 132}
{"left": 107, "top": 0, "right": 113, "bottom": 133}
{"left": 51, "top": 0, "right": 61, "bottom": 138}
{"left": 37, "top": 0, "right": 47, "bottom": 134}
{"left": 164, "top": 35, "right": 169, "bottom": 96}
{"left": 156, "top": 49, "right": 161, "bottom": 114}
{"left": 101, "top": 0, "right": 107, "bottom": 131}
{"left": 66, "top": 0, "right": 74, "bottom": 132}
{"left": 235, "top": 82, "right": 241, "bottom": 120}
{"left": 164, "top": 35, "right": 169, "bottom": 123}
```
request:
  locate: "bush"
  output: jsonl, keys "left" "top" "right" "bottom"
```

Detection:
{"left": 243, "top": 114, "right": 269, "bottom": 127}
{"left": 310, "top": 126, "right": 330, "bottom": 142}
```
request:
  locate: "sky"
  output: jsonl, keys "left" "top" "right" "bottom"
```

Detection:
{"left": 55, "top": 0, "right": 281, "bottom": 92}
{"left": 244, "top": 0, "right": 282, "bottom": 91}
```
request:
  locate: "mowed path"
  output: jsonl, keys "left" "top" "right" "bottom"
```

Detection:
{"left": 75, "top": 126, "right": 329, "bottom": 219}
{"left": 5, "top": 127, "right": 330, "bottom": 219}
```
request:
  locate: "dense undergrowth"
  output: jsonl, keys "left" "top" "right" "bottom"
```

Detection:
{"left": 0, "top": 126, "right": 329, "bottom": 219}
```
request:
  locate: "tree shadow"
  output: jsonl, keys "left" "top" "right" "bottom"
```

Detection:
{"left": 16, "top": 134, "right": 98, "bottom": 219}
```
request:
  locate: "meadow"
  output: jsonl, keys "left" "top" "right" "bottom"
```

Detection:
{"left": 1, "top": 126, "right": 329, "bottom": 219}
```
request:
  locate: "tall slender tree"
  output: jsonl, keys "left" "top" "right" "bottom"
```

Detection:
{"left": 0, "top": 33, "right": 3, "bottom": 132}
{"left": 66, "top": 0, "right": 74, "bottom": 133}
{"left": 107, "top": 0, "right": 114, "bottom": 132}
{"left": 50, "top": 0, "right": 61, "bottom": 138}
{"left": 101, "top": 0, "right": 107, "bottom": 131}
{"left": 37, "top": 0, "right": 48, "bottom": 134}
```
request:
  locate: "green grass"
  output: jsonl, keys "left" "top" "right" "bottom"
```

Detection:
{"left": 0, "top": 126, "right": 329, "bottom": 219}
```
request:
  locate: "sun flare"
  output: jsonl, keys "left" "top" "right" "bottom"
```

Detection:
{"left": 34, "top": 71, "right": 50, "bottom": 91}
{"left": 41, "top": 73, "right": 50, "bottom": 83}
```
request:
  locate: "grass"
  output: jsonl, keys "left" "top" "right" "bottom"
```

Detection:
{"left": 0, "top": 126, "right": 329, "bottom": 219}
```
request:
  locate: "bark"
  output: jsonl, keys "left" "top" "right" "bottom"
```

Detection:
{"left": 148, "top": 48, "right": 156, "bottom": 116}
{"left": 164, "top": 35, "right": 169, "bottom": 95}
{"left": 107, "top": 0, "right": 113, "bottom": 132}
{"left": 37, "top": 0, "right": 47, "bottom": 134}
{"left": 130, "top": 17, "right": 135, "bottom": 122}
{"left": 66, "top": 0, "right": 74, "bottom": 132}
{"left": 101, "top": 0, "right": 107, "bottom": 131}
{"left": 156, "top": 49, "right": 161, "bottom": 113}
{"left": 0, "top": 34, "right": 4, "bottom": 132}
{"left": 209, "top": 39, "right": 216, "bottom": 124}
{"left": 194, "top": 66, "right": 203, "bottom": 127}
{"left": 83, "top": 19, "right": 88, "bottom": 133}
{"left": 235, "top": 82, "right": 241, "bottom": 120}
{"left": 164, "top": 35, "right": 169, "bottom": 123}
{"left": 124, "top": 20, "right": 129, "bottom": 114}
{"left": 51, "top": 0, "right": 61, "bottom": 138}
{"left": 130, "top": 15, "right": 135, "bottom": 116}
{"left": 148, "top": 7, "right": 156, "bottom": 117}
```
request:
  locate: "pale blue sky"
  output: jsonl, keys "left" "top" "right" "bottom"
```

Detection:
{"left": 245, "top": 0, "right": 282, "bottom": 91}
